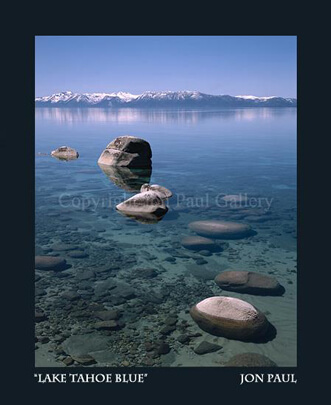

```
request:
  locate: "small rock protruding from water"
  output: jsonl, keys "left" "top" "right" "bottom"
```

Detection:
{"left": 140, "top": 184, "right": 172, "bottom": 199}
{"left": 214, "top": 270, "right": 285, "bottom": 296}
{"left": 190, "top": 296, "right": 270, "bottom": 342}
{"left": 98, "top": 136, "right": 152, "bottom": 167}
{"left": 51, "top": 146, "right": 79, "bottom": 160}
{"left": 116, "top": 190, "right": 168, "bottom": 222}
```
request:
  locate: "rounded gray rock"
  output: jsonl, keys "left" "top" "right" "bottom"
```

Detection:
{"left": 98, "top": 136, "right": 152, "bottom": 167}
{"left": 215, "top": 271, "right": 285, "bottom": 296}
{"left": 224, "top": 352, "right": 278, "bottom": 367}
{"left": 181, "top": 236, "right": 215, "bottom": 251}
{"left": 188, "top": 220, "right": 253, "bottom": 239}
{"left": 116, "top": 191, "right": 168, "bottom": 216}
{"left": 190, "top": 296, "right": 269, "bottom": 342}
{"left": 35, "top": 256, "right": 67, "bottom": 271}
{"left": 51, "top": 146, "right": 79, "bottom": 160}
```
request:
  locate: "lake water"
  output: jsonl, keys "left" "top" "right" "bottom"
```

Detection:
{"left": 35, "top": 107, "right": 297, "bottom": 367}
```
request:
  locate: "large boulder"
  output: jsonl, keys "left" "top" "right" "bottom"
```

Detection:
{"left": 215, "top": 271, "right": 285, "bottom": 296}
{"left": 35, "top": 256, "right": 67, "bottom": 271}
{"left": 116, "top": 191, "right": 167, "bottom": 216}
{"left": 98, "top": 136, "right": 152, "bottom": 167}
{"left": 181, "top": 236, "right": 216, "bottom": 251}
{"left": 51, "top": 146, "right": 79, "bottom": 160}
{"left": 224, "top": 352, "right": 278, "bottom": 367}
{"left": 188, "top": 220, "right": 253, "bottom": 239}
{"left": 140, "top": 184, "right": 172, "bottom": 199}
{"left": 98, "top": 164, "right": 152, "bottom": 192}
{"left": 190, "top": 296, "right": 269, "bottom": 342}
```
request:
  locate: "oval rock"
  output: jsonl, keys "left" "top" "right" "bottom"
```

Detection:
{"left": 215, "top": 271, "right": 285, "bottom": 296}
{"left": 181, "top": 236, "right": 215, "bottom": 251}
{"left": 116, "top": 191, "right": 168, "bottom": 215}
{"left": 188, "top": 220, "right": 253, "bottom": 239}
{"left": 35, "top": 256, "right": 67, "bottom": 271}
{"left": 224, "top": 352, "right": 278, "bottom": 367}
{"left": 51, "top": 146, "right": 79, "bottom": 160}
{"left": 190, "top": 296, "right": 269, "bottom": 341}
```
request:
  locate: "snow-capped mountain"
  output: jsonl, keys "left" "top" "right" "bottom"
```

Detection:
{"left": 35, "top": 91, "right": 139, "bottom": 107}
{"left": 35, "top": 91, "right": 296, "bottom": 108}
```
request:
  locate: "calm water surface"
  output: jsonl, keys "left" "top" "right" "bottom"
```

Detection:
{"left": 35, "top": 108, "right": 297, "bottom": 367}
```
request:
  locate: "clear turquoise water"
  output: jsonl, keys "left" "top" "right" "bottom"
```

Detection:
{"left": 35, "top": 108, "right": 297, "bottom": 367}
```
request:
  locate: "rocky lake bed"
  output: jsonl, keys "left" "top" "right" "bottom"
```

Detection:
{"left": 35, "top": 107, "right": 297, "bottom": 367}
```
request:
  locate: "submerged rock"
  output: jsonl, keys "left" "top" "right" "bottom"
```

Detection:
{"left": 188, "top": 220, "right": 254, "bottom": 239}
{"left": 98, "top": 136, "right": 152, "bottom": 167}
{"left": 94, "top": 310, "right": 121, "bottom": 321}
{"left": 35, "top": 255, "right": 67, "bottom": 271}
{"left": 194, "top": 341, "right": 222, "bottom": 355}
{"left": 51, "top": 146, "right": 79, "bottom": 160}
{"left": 214, "top": 271, "right": 285, "bottom": 296}
{"left": 71, "top": 355, "right": 97, "bottom": 365}
{"left": 62, "top": 334, "right": 109, "bottom": 357}
{"left": 98, "top": 164, "right": 152, "bottom": 192}
{"left": 190, "top": 296, "right": 269, "bottom": 342}
{"left": 224, "top": 352, "right": 278, "bottom": 367}
{"left": 181, "top": 236, "right": 215, "bottom": 251}
{"left": 140, "top": 184, "right": 172, "bottom": 199}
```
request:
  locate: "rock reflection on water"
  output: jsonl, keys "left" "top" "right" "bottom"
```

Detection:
{"left": 51, "top": 154, "right": 79, "bottom": 162}
{"left": 98, "top": 163, "right": 152, "bottom": 192}
{"left": 116, "top": 207, "right": 168, "bottom": 224}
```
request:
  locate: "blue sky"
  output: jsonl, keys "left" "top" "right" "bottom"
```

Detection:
{"left": 35, "top": 36, "right": 297, "bottom": 98}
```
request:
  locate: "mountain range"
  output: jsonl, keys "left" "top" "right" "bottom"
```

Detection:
{"left": 35, "top": 91, "right": 297, "bottom": 108}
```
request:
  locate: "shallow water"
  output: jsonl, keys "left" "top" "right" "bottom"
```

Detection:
{"left": 35, "top": 107, "right": 297, "bottom": 367}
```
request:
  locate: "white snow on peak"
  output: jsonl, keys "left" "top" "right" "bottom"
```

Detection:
{"left": 137, "top": 90, "right": 203, "bottom": 100}
{"left": 35, "top": 91, "right": 139, "bottom": 104}
{"left": 235, "top": 95, "right": 277, "bottom": 101}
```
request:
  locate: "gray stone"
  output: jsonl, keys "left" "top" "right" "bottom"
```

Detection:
{"left": 51, "top": 146, "right": 79, "bottom": 160}
{"left": 181, "top": 236, "right": 215, "bottom": 251}
{"left": 62, "top": 334, "right": 110, "bottom": 356}
{"left": 215, "top": 271, "right": 285, "bottom": 296}
{"left": 71, "top": 355, "right": 97, "bottom": 365}
{"left": 116, "top": 191, "right": 168, "bottom": 216}
{"left": 224, "top": 353, "right": 278, "bottom": 367}
{"left": 190, "top": 296, "right": 269, "bottom": 342}
{"left": 188, "top": 220, "right": 253, "bottom": 239}
{"left": 194, "top": 341, "right": 222, "bottom": 355}
{"left": 140, "top": 184, "right": 172, "bottom": 199}
{"left": 35, "top": 256, "right": 67, "bottom": 271}
{"left": 156, "top": 342, "right": 170, "bottom": 355}
{"left": 35, "top": 310, "right": 47, "bottom": 322}
{"left": 177, "top": 334, "right": 190, "bottom": 344}
{"left": 131, "top": 268, "right": 157, "bottom": 279}
{"left": 94, "top": 310, "right": 121, "bottom": 321}
{"left": 68, "top": 251, "right": 89, "bottom": 258}
{"left": 98, "top": 136, "right": 152, "bottom": 167}
{"left": 94, "top": 320, "right": 119, "bottom": 330}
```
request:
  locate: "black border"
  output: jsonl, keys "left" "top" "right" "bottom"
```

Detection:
{"left": 4, "top": 31, "right": 317, "bottom": 398}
